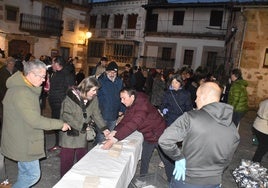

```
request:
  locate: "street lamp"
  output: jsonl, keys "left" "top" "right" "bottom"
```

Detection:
{"left": 85, "top": 31, "right": 92, "bottom": 45}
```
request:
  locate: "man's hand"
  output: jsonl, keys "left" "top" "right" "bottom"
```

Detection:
{"left": 105, "top": 130, "right": 117, "bottom": 140}
{"left": 173, "top": 158, "right": 186, "bottom": 181}
{"left": 62, "top": 123, "right": 71, "bottom": 131}
{"left": 101, "top": 137, "right": 118, "bottom": 150}
{"left": 103, "top": 129, "right": 110, "bottom": 137}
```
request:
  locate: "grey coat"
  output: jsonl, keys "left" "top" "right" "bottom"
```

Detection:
{"left": 59, "top": 89, "right": 107, "bottom": 148}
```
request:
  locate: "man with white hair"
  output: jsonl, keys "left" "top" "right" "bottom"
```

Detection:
{"left": 1, "top": 59, "right": 71, "bottom": 188}
{"left": 159, "top": 82, "right": 240, "bottom": 188}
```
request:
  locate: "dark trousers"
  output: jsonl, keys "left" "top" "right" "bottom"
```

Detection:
{"left": 232, "top": 111, "right": 246, "bottom": 127}
{"left": 49, "top": 103, "right": 61, "bottom": 146}
{"left": 252, "top": 128, "right": 268, "bottom": 163}
{"left": 140, "top": 140, "right": 174, "bottom": 182}
{"left": 60, "top": 147, "right": 87, "bottom": 177}
{"left": 170, "top": 178, "right": 221, "bottom": 188}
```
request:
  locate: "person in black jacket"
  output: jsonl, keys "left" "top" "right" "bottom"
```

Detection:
{"left": 48, "top": 56, "right": 75, "bottom": 151}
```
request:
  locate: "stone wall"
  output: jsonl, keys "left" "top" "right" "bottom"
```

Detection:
{"left": 240, "top": 9, "right": 268, "bottom": 108}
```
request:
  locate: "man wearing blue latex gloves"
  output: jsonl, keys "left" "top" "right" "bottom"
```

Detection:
{"left": 173, "top": 158, "right": 186, "bottom": 181}
{"left": 162, "top": 108, "right": 168, "bottom": 115}
{"left": 159, "top": 82, "right": 240, "bottom": 188}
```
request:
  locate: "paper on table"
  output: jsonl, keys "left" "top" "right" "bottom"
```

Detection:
{"left": 83, "top": 176, "right": 99, "bottom": 188}
{"left": 108, "top": 142, "right": 123, "bottom": 157}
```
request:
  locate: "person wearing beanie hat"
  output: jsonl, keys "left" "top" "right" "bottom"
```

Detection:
{"left": 96, "top": 61, "right": 124, "bottom": 144}
{"left": 106, "top": 61, "right": 118, "bottom": 72}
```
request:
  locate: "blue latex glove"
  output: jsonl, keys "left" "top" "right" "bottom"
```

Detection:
{"left": 162, "top": 108, "right": 168, "bottom": 115}
{"left": 173, "top": 159, "right": 186, "bottom": 181}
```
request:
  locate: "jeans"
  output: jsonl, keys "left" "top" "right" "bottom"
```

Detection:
{"left": 140, "top": 140, "right": 174, "bottom": 182}
{"left": 12, "top": 160, "right": 41, "bottom": 188}
{"left": 105, "top": 120, "right": 117, "bottom": 131}
{"left": 170, "top": 178, "right": 221, "bottom": 188}
{"left": 94, "top": 120, "right": 117, "bottom": 144}
{"left": 0, "top": 148, "right": 6, "bottom": 182}
{"left": 252, "top": 128, "right": 268, "bottom": 163}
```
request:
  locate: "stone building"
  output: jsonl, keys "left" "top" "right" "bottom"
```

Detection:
{"left": 0, "top": 0, "right": 90, "bottom": 73}
{"left": 226, "top": 3, "right": 268, "bottom": 108}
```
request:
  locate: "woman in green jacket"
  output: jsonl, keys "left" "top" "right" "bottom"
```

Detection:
{"left": 228, "top": 68, "right": 248, "bottom": 127}
{"left": 59, "top": 76, "right": 109, "bottom": 177}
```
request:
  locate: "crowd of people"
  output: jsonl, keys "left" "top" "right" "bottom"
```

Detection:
{"left": 0, "top": 53, "right": 264, "bottom": 188}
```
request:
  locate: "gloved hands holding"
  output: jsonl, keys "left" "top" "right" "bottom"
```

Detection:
{"left": 173, "top": 158, "right": 186, "bottom": 181}
{"left": 162, "top": 108, "right": 168, "bottom": 115}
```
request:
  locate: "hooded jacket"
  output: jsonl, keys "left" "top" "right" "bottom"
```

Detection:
{"left": 1, "top": 72, "right": 64, "bottom": 162}
{"left": 159, "top": 102, "right": 240, "bottom": 185}
{"left": 228, "top": 79, "right": 248, "bottom": 112}
{"left": 114, "top": 92, "right": 166, "bottom": 143}
{"left": 253, "top": 99, "right": 268, "bottom": 134}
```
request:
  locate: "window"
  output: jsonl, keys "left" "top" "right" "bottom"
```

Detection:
{"left": 101, "top": 14, "right": 110, "bottom": 29}
{"left": 210, "top": 10, "right": 223, "bottom": 27}
{"left": 127, "top": 14, "right": 138, "bottom": 29}
{"left": 5, "top": 5, "right": 19, "bottom": 21}
{"left": 162, "top": 48, "right": 172, "bottom": 60}
{"left": 114, "top": 14, "right": 123, "bottom": 29}
{"left": 66, "top": 19, "right": 75, "bottom": 32}
{"left": 183, "top": 50, "right": 194, "bottom": 66}
{"left": 113, "top": 44, "right": 133, "bottom": 57}
{"left": 146, "top": 13, "right": 158, "bottom": 32}
{"left": 207, "top": 52, "right": 217, "bottom": 72}
{"left": 173, "top": 11, "right": 184, "bottom": 25}
{"left": 88, "top": 41, "right": 104, "bottom": 57}
{"left": 89, "top": 15, "right": 97, "bottom": 29}
{"left": 44, "top": 6, "right": 59, "bottom": 19}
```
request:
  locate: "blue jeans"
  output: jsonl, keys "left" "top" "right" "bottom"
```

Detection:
{"left": 12, "top": 160, "right": 41, "bottom": 188}
{"left": 170, "top": 178, "right": 221, "bottom": 188}
{"left": 94, "top": 120, "right": 117, "bottom": 144}
{"left": 140, "top": 140, "right": 174, "bottom": 182}
{"left": 105, "top": 120, "right": 117, "bottom": 131}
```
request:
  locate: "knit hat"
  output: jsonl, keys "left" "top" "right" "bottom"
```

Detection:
{"left": 106, "top": 61, "right": 118, "bottom": 72}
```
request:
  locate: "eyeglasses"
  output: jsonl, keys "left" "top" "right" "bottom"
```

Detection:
{"left": 32, "top": 72, "right": 46, "bottom": 79}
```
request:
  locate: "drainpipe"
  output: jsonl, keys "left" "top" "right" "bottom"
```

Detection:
{"left": 237, "top": 7, "right": 247, "bottom": 68}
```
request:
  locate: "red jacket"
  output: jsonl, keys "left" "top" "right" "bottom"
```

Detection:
{"left": 115, "top": 92, "right": 167, "bottom": 143}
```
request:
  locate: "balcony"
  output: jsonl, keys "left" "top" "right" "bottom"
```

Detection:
{"left": 19, "top": 13, "right": 63, "bottom": 37}
{"left": 93, "top": 28, "right": 140, "bottom": 39}
{"left": 145, "top": 19, "right": 227, "bottom": 39}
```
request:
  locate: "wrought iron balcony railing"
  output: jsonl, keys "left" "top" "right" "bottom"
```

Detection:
{"left": 19, "top": 13, "right": 63, "bottom": 36}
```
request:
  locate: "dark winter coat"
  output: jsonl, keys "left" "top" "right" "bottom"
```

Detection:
{"left": 115, "top": 92, "right": 166, "bottom": 143}
{"left": 48, "top": 68, "right": 75, "bottom": 116}
{"left": 160, "top": 88, "right": 193, "bottom": 126}
{"left": 0, "top": 65, "right": 17, "bottom": 103}
{"left": 98, "top": 73, "right": 124, "bottom": 121}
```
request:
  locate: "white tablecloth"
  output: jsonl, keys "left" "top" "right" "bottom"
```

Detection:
{"left": 53, "top": 131, "right": 143, "bottom": 188}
